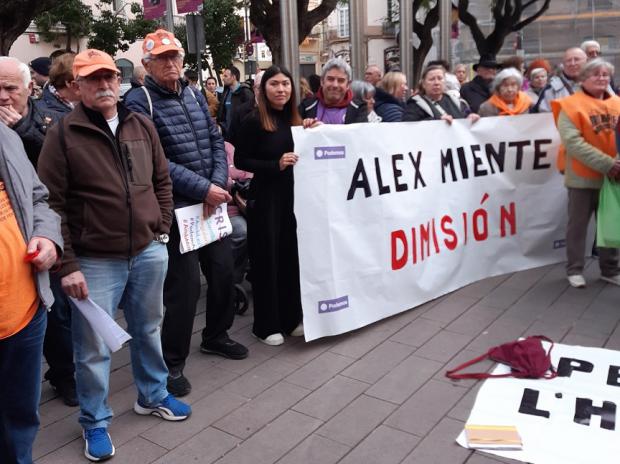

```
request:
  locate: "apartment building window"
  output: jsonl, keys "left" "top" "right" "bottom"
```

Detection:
{"left": 338, "top": 5, "right": 349, "bottom": 38}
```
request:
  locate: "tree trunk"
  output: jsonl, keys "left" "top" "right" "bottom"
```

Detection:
{"left": 269, "top": 39, "right": 282, "bottom": 66}
{"left": 0, "top": 26, "right": 25, "bottom": 56}
{"left": 458, "top": 0, "right": 550, "bottom": 59}
{"left": 250, "top": 0, "right": 339, "bottom": 68}
{"left": 0, "top": 0, "right": 58, "bottom": 55}
{"left": 412, "top": 0, "right": 439, "bottom": 85}
{"left": 65, "top": 25, "right": 72, "bottom": 52}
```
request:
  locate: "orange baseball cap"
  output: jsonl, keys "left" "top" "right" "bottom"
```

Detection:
{"left": 73, "top": 49, "right": 119, "bottom": 78}
{"left": 143, "top": 29, "right": 184, "bottom": 56}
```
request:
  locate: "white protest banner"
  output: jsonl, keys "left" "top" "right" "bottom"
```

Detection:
{"left": 292, "top": 114, "right": 566, "bottom": 341}
{"left": 174, "top": 202, "right": 232, "bottom": 254}
{"left": 457, "top": 342, "right": 620, "bottom": 464}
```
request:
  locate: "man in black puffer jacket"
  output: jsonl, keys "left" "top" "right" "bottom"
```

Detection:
{"left": 125, "top": 29, "right": 248, "bottom": 398}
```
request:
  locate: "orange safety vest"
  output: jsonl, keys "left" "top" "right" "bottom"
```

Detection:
{"left": 551, "top": 91, "right": 620, "bottom": 178}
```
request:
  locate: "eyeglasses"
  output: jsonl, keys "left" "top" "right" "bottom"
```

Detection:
{"left": 79, "top": 72, "right": 120, "bottom": 84}
{"left": 152, "top": 53, "right": 183, "bottom": 63}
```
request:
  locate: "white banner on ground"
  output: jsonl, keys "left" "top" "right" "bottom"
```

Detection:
{"left": 457, "top": 342, "right": 620, "bottom": 464}
{"left": 292, "top": 114, "right": 565, "bottom": 341}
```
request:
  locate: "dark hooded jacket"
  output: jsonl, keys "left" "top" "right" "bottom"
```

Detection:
{"left": 460, "top": 75, "right": 492, "bottom": 113}
{"left": 217, "top": 82, "right": 254, "bottom": 140}
{"left": 12, "top": 98, "right": 61, "bottom": 167}
{"left": 373, "top": 87, "right": 405, "bottom": 122}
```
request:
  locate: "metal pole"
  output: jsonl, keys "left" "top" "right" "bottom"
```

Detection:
{"left": 349, "top": 0, "right": 366, "bottom": 80}
{"left": 279, "top": 0, "right": 300, "bottom": 89}
{"left": 165, "top": 0, "right": 175, "bottom": 32}
{"left": 400, "top": 0, "right": 414, "bottom": 89}
{"left": 439, "top": 0, "right": 452, "bottom": 63}
{"left": 197, "top": 53, "right": 203, "bottom": 88}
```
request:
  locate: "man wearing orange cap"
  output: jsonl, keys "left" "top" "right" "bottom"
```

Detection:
{"left": 38, "top": 48, "right": 191, "bottom": 462}
{"left": 126, "top": 30, "right": 248, "bottom": 399}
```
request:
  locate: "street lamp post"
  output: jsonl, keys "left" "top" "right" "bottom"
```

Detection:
{"left": 280, "top": 0, "right": 300, "bottom": 89}
{"left": 439, "top": 0, "right": 452, "bottom": 63}
{"left": 349, "top": 0, "right": 366, "bottom": 80}
{"left": 165, "top": 0, "right": 175, "bottom": 32}
{"left": 400, "top": 0, "right": 414, "bottom": 89}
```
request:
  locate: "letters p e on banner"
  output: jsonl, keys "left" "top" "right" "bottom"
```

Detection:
{"left": 292, "top": 115, "right": 565, "bottom": 341}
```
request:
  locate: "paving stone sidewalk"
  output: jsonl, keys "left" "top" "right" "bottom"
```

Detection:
{"left": 34, "top": 259, "right": 620, "bottom": 464}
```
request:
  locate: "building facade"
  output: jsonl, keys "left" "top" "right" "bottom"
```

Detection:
{"left": 322, "top": 0, "right": 620, "bottom": 78}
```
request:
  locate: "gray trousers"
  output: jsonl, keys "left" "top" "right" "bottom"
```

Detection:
{"left": 566, "top": 187, "right": 619, "bottom": 276}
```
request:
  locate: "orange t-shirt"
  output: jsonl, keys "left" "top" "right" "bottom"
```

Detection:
{"left": 0, "top": 181, "right": 39, "bottom": 339}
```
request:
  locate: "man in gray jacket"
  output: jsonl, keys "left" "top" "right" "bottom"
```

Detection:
{"left": 0, "top": 122, "right": 63, "bottom": 464}
{"left": 534, "top": 47, "right": 587, "bottom": 113}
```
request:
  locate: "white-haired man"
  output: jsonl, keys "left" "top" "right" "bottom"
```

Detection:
{"left": 581, "top": 40, "right": 601, "bottom": 60}
{"left": 364, "top": 64, "right": 383, "bottom": 86}
{"left": 125, "top": 29, "right": 248, "bottom": 399}
{"left": 535, "top": 47, "right": 587, "bottom": 113}
{"left": 0, "top": 57, "right": 61, "bottom": 167}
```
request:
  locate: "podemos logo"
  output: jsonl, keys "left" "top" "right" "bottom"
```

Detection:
{"left": 318, "top": 295, "right": 349, "bottom": 314}
{"left": 314, "top": 146, "right": 346, "bottom": 160}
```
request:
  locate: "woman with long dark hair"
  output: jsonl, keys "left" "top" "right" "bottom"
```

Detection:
{"left": 234, "top": 65, "right": 305, "bottom": 345}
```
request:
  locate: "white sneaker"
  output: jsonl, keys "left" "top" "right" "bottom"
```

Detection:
{"left": 567, "top": 275, "right": 586, "bottom": 288}
{"left": 290, "top": 322, "right": 304, "bottom": 337}
{"left": 601, "top": 275, "right": 620, "bottom": 286}
{"left": 256, "top": 333, "right": 284, "bottom": 346}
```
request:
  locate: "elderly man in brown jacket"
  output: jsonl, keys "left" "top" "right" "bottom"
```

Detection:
{"left": 38, "top": 49, "right": 191, "bottom": 462}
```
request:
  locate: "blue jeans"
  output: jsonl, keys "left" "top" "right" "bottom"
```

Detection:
{"left": 0, "top": 306, "right": 46, "bottom": 464}
{"left": 71, "top": 242, "right": 169, "bottom": 431}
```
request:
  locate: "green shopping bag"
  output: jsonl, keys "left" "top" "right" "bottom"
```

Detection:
{"left": 597, "top": 177, "right": 620, "bottom": 248}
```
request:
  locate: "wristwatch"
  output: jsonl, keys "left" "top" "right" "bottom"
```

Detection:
{"left": 155, "top": 233, "right": 169, "bottom": 244}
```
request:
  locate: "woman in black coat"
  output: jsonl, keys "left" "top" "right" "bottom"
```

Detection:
{"left": 234, "top": 66, "right": 305, "bottom": 345}
{"left": 403, "top": 65, "right": 480, "bottom": 124}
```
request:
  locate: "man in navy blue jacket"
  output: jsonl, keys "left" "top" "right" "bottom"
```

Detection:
{"left": 125, "top": 29, "right": 248, "bottom": 398}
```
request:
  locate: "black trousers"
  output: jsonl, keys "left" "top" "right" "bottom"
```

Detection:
{"left": 43, "top": 277, "right": 75, "bottom": 385}
{"left": 247, "top": 192, "right": 302, "bottom": 339}
{"left": 161, "top": 218, "right": 235, "bottom": 374}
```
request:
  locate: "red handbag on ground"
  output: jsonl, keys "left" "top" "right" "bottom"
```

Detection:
{"left": 446, "top": 335, "right": 557, "bottom": 380}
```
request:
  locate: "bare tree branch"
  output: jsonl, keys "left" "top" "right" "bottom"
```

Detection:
{"left": 514, "top": 0, "right": 551, "bottom": 29}
{"left": 458, "top": 0, "right": 550, "bottom": 57}
{"left": 250, "top": 0, "right": 339, "bottom": 64}
{"left": 412, "top": 0, "right": 439, "bottom": 82}
{"left": 458, "top": 0, "right": 488, "bottom": 54}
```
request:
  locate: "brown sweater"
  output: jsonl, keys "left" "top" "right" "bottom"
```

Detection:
{"left": 38, "top": 103, "right": 173, "bottom": 277}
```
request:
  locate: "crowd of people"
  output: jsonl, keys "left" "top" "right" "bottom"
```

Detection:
{"left": 1, "top": 28, "right": 620, "bottom": 464}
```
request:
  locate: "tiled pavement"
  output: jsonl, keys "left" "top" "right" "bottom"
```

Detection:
{"left": 34, "top": 258, "right": 620, "bottom": 464}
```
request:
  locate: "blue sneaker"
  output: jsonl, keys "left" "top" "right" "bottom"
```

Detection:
{"left": 83, "top": 427, "right": 115, "bottom": 461}
{"left": 133, "top": 394, "right": 191, "bottom": 421}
